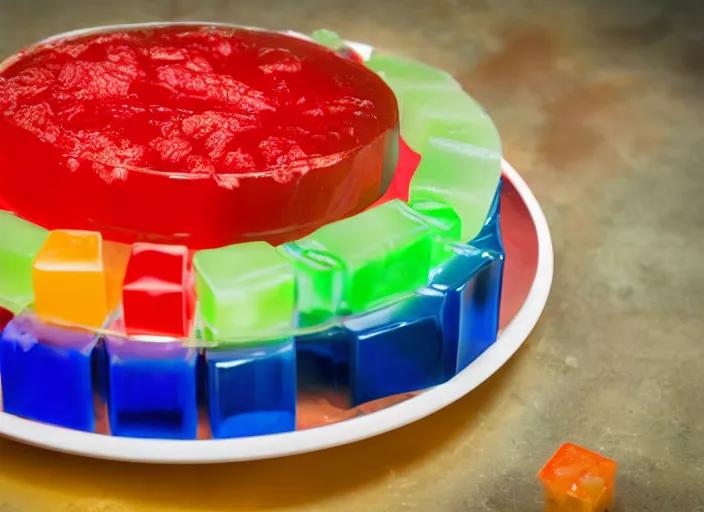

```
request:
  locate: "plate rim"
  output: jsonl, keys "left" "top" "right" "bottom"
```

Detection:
{"left": 0, "top": 160, "right": 553, "bottom": 464}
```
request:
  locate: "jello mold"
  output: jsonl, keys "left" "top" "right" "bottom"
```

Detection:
{"left": 0, "top": 23, "right": 506, "bottom": 442}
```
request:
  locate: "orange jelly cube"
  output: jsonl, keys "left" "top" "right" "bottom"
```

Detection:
{"left": 537, "top": 443, "right": 617, "bottom": 512}
{"left": 33, "top": 230, "right": 114, "bottom": 328}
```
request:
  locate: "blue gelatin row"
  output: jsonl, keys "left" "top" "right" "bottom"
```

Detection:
{"left": 0, "top": 317, "right": 297, "bottom": 439}
{"left": 0, "top": 182, "right": 503, "bottom": 438}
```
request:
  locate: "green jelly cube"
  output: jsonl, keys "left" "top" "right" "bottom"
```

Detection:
{"left": 193, "top": 241, "right": 295, "bottom": 340}
{"left": 366, "top": 55, "right": 461, "bottom": 112}
{"left": 311, "top": 29, "right": 345, "bottom": 51}
{"left": 400, "top": 88, "right": 501, "bottom": 155}
{"left": 292, "top": 200, "right": 443, "bottom": 315}
{"left": 410, "top": 138, "right": 502, "bottom": 242}
{"left": 278, "top": 246, "right": 345, "bottom": 327}
{"left": 408, "top": 201, "right": 462, "bottom": 268}
{"left": 0, "top": 211, "right": 49, "bottom": 313}
{"left": 366, "top": 55, "right": 460, "bottom": 89}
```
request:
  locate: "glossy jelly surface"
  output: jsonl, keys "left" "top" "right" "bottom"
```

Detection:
{"left": 400, "top": 88, "right": 501, "bottom": 156}
{"left": 105, "top": 334, "right": 198, "bottom": 439}
{"left": 122, "top": 243, "right": 194, "bottom": 337}
{"left": 194, "top": 241, "right": 295, "bottom": 338}
{"left": 410, "top": 138, "right": 502, "bottom": 242}
{"left": 32, "top": 230, "right": 112, "bottom": 328}
{"left": 0, "top": 211, "right": 49, "bottom": 314}
{"left": 206, "top": 340, "right": 296, "bottom": 438}
{"left": 286, "top": 199, "right": 457, "bottom": 320}
{"left": 346, "top": 292, "right": 451, "bottom": 406}
{"left": 0, "top": 25, "right": 398, "bottom": 248}
{"left": 366, "top": 54, "right": 461, "bottom": 112}
{"left": 538, "top": 443, "right": 617, "bottom": 512}
{"left": 0, "top": 312, "right": 103, "bottom": 432}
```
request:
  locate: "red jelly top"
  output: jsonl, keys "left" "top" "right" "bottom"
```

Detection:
{"left": 0, "top": 25, "right": 398, "bottom": 248}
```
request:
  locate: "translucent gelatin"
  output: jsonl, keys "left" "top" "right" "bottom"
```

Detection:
{"left": 295, "top": 326, "right": 352, "bottom": 404}
{"left": 33, "top": 230, "right": 116, "bottom": 327}
{"left": 0, "top": 211, "right": 49, "bottom": 313}
{"left": 279, "top": 246, "right": 346, "bottom": 327}
{"left": 399, "top": 88, "right": 501, "bottom": 156}
{"left": 122, "top": 243, "right": 194, "bottom": 337}
{"left": 410, "top": 138, "right": 502, "bottom": 242}
{"left": 0, "top": 25, "right": 398, "bottom": 248}
{"left": 432, "top": 246, "right": 503, "bottom": 371}
{"left": 0, "top": 312, "right": 103, "bottom": 431}
{"left": 538, "top": 443, "right": 617, "bottom": 512}
{"left": 0, "top": 31, "right": 509, "bottom": 438}
{"left": 206, "top": 340, "right": 296, "bottom": 438}
{"left": 346, "top": 293, "right": 452, "bottom": 406}
{"left": 431, "top": 182, "right": 503, "bottom": 371}
{"left": 365, "top": 55, "right": 461, "bottom": 105}
{"left": 105, "top": 334, "right": 198, "bottom": 439}
{"left": 287, "top": 199, "right": 455, "bottom": 319}
{"left": 193, "top": 241, "right": 295, "bottom": 338}
{"left": 407, "top": 201, "right": 462, "bottom": 268}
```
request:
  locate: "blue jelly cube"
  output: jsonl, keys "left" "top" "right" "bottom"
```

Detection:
{"left": 431, "top": 247, "right": 504, "bottom": 372}
{"left": 431, "top": 182, "right": 505, "bottom": 373}
{"left": 0, "top": 312, "right": 101, "bottom": 432}
{"left": 346, "top": 294, "right": 453, "bottom": 406}
{"left": 105, "top": 336, "right": 198, "bottom": 439}
{"left": 295, "top": 327, "right": 353, "bottom": 406}
{"left": 206, "top": 340, "right": 296, "bottom": 438}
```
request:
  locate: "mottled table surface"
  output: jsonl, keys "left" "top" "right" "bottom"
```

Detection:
{"left": 0, "top": 0, "right": 703, "bottom": 510}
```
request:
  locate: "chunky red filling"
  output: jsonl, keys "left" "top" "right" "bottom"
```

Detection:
{"left": 0, "top": 25, "right": 398, "bottom": 247}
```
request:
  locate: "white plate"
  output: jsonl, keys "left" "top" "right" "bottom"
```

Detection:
{"left": 0, "top": 160, "right": 553, "bottom": 463}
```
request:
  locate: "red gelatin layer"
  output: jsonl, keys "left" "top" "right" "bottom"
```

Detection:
{"left": 0, "top": 26, "right": 398, "bottom": 248}
{"left": 122, "top": 243, "right": 194, "bottom": 337}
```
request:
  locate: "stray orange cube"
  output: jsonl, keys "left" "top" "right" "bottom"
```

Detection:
{"left": 537, "top": 443, "right": 617, "bottom": 512}
{"left": 33, "top": 230, "right": 112, "bottom": 328}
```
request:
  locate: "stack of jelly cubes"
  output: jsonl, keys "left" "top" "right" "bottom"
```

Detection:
{"left": 0, "top": 32, "right": 505, "bottom": 439}
{"left": 193, "top": 242, "right": 297, "bottom": 438}
{"left": 107, "top": 243, "right": 199, "bottom": 439}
